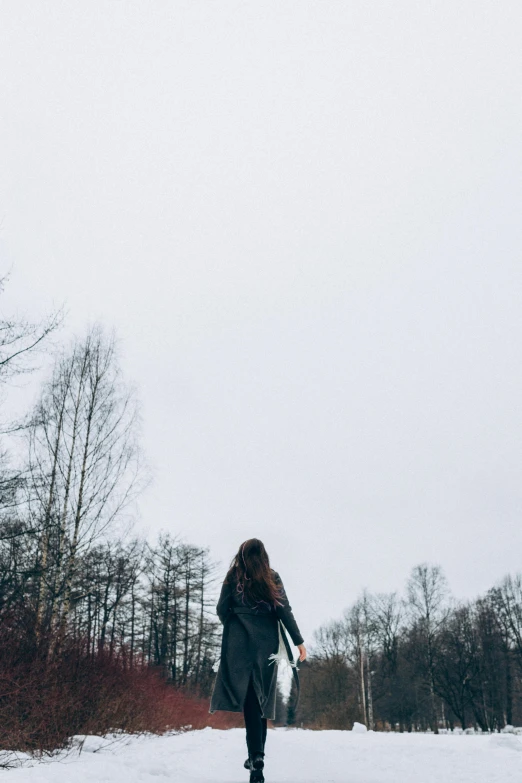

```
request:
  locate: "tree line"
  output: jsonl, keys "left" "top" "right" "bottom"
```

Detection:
{"left": 0, "top": 288, "right": 237, "bottom": 753}
{"left": 291, "top": 563, "right": 522, "bottom": 732}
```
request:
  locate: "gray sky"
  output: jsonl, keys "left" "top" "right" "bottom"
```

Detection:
{"left": 1, "top": 2, "right": 522, "bottom": 644}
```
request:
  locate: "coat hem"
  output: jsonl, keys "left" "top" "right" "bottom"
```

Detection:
{"left": 209, "top": 705, "right": 276, "bottom": 720}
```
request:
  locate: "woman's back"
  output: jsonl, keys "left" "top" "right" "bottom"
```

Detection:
{"left": 209, "top": 539, "right": 306, "bottom": 783}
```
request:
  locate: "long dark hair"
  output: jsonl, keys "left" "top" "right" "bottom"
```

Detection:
{"left": 226, "top": 538, "right": 283, "bottom": 608}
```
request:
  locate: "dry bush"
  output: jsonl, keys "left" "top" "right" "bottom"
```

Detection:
{"left": 0, "top": 622, "right": 240, "bottom": 753}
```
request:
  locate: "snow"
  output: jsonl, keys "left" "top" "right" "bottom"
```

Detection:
{"left": 5, "top": 727, "right": 522, "bottom": 782}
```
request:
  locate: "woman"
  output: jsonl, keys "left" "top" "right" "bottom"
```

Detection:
{"left": 209, "top": 538, "right": 306, "bottom": 783}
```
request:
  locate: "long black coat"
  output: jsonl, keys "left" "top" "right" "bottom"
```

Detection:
{"left": 209, "top": 570, "right": 304, "bottom": 720}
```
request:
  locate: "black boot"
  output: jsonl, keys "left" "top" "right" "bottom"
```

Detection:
{"left": 251, "top": 753, "right": 264, "bottom": 771}
{"left": 245, "top": 752, "right": 264, "bottom": 772}
{"left": 249, "top": 752, "right": 264, "bottom": 782}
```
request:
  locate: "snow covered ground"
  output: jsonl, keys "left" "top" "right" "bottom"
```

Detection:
{"left": 5, "top": 727, "right": 522, "bottom": 783}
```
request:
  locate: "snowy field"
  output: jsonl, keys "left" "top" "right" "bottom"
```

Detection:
{"left": 5, "top": 727, "right": 522, "bottom": 783}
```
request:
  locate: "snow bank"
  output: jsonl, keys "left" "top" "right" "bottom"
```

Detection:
{"left": 6, "top": 727, "right": 522, "bottom": 782}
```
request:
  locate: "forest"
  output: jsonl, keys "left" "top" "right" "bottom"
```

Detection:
{"left": 1, "top": 284, "right": 522, "bottom": 755}
{"left": 291, "top": 565, "right": 522, "bottom": 733}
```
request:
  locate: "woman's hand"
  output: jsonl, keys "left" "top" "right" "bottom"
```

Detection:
{"left": 297, "top": 643, "right": 307, "bottom": 662}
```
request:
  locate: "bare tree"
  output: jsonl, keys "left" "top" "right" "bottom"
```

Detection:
{"left": 27, "top": 325, "right": 146, "bottom": 644}
{"left": 142, "top": 536, "right": 219, "bottom": 690}
{"left": 491, "top": 575, "right": 522, "bottom": 667}
{"left": 0, "top": 275, "right": 63, "bottom": 510}
{"left": 312, "top": 594, "right": 378, "bottom": 728}
{"left": 370, "top": 592, "right": 403, "bottom": 673}
{"left": 406, "top": 564, "right": 451, "bottom": 732}
{"left": 0, "top": 274, "right": 63, "bottom": 386}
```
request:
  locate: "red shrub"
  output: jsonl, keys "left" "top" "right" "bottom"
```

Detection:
{"left": 0, "top": 629, "right": 241, "bottom": 753}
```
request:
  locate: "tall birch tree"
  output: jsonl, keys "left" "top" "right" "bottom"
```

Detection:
{"left": 27, "top": 325, "right": 144, "bottom": 645}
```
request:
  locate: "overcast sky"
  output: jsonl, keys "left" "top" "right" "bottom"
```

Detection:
{"left": 1, "top": 2, "right": 522, "bottom": 644}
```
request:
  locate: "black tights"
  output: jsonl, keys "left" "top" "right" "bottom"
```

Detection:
{"left": 243, "top": 676, "right": 267, "bottom": 758}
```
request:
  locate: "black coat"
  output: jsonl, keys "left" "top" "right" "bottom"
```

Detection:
{"left": 209, "top": 570, "right": 304, "bottom": 720}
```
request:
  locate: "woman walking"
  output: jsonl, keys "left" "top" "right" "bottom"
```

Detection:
{"left": 209, "top": 538, "right": 306, "bottom": 783}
